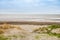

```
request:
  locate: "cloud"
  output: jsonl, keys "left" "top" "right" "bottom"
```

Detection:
{"left": 23, "top": 0, "right": 40, "bottom": 3}
{"left": 24, "top": 0, "right": 34, "bottom": 3}
{"left": 47, "top": 0, "right": 54, "bottom": 1}
{"left": 0, "top": 0, "right": 60, "bottom": 14}
{"left": 47, "top": 0, "right": 59, "bottom": 4}
{"left": 47, "top": 0, "right": 57, "bottom": 2}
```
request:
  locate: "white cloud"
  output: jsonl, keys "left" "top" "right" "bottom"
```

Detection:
{"left": 24, "top": 0, "right": 34, "bottom": 3}
{"left": 48, "top": 0, "right": 58, "bottom": 3}
{"left": 33, "top": 4, "right": 39, "bottom": 7}
{"left": 35, "top": 0, "right": 40, "bottom": 2}
{"left": 48, "top": 0, "right": 57, "bottom": 1}
{"left": 23, "top": 0, "right": 40, "bottom": 3}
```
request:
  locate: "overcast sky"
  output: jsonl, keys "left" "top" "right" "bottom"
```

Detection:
{"left": 0, "top": 0, "right": 60, "bottom": 14}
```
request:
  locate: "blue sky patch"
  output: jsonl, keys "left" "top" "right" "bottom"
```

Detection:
{"left": 0, "top": 0, "right": 60, "bottom": 14}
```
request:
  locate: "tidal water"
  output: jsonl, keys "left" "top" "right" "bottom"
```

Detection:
{"left": 0, "top": 14, "right": 60, "bottom": 22}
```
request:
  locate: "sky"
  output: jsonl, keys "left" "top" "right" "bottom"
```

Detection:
{"left": 0, "top": 0, "right": 60, "bottom": 14}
